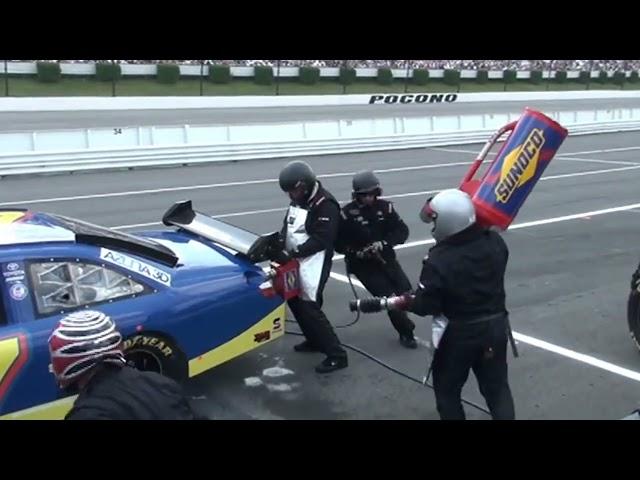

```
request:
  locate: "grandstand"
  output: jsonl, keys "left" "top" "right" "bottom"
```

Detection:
{"left": 17, "top": 60, "right": 640, "bottom": 71}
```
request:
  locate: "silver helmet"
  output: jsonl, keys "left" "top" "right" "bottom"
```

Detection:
{"left": 419, "top": 189, "right": 476, "bottom": 242}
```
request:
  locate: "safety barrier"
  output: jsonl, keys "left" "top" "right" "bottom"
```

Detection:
{"left": 2, "top": 90, "right": 640, "bottom": 112}
{"left": 0, "top": 108, "right": 639, "bottom": 176}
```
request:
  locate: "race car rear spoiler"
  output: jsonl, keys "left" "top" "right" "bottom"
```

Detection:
{"left": 162, "top": 200, "right": 281, "bottom": 263}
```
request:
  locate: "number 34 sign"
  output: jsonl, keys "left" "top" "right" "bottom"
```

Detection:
{"left": 0, "top": 335, "right": 29, "bottom": 401}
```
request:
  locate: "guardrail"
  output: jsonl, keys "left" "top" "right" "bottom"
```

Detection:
{"left": 2, "top": 91, "right": 640, "bottom": 112}
{"left": 0, "top": 108, "right": 639, "bottom": 176}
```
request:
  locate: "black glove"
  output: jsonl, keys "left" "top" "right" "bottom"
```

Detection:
{"left": 356, "top": 242, "right": 382, "bottom": 259}
{"left": 369, "top": 241, "right": 385, "bottom": 252}
{"left": 266, "top": 234, "right": 291, "bottom": 264}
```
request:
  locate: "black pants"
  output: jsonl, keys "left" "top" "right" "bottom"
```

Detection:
{"left": 432, "top": 316, "right": 515, "bottom": 420}
{"left": 287, "top": 255, "right": 346, "bottom": 359}
{"left": 348, "top": 257, "right": 415, "bottom": 336}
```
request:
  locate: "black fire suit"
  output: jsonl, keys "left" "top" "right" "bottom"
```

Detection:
{"left": 280, "top": 182, "right": 347, "bottom": 360}
{"left": 410, "top": 224, "right": 515, "bottom": 420}
{"left": 65, "top": 363, "right": 203, "bottom": 420}
{"left": 336, "top": 198, "right": 415, "bottom": 338}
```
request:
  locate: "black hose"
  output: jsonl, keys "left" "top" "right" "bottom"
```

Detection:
{"left": 333, "top": 271, "right": 361, "bottom": 329}
{"left": 284, "top": 326, "right": 491, "bottom": 417}
{"left": 284, "top": 258, "right": 491, "bottom": 417}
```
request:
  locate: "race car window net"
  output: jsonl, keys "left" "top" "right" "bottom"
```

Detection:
{"left": 29, "top": 260, "right": 148, "bottom": 316}
{"left": 50, "top": 214, "right": 179, "bottom": 267}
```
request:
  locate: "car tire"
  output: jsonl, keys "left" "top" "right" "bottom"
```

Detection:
{"left": 628, "top": 289, "right": 640, "bottom": 353}
{"left": 123, "top": 333, "right": 189, "bottom": 383}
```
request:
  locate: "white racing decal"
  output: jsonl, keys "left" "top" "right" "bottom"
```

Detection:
{"left": 99, "top": 248, "right": 172, "bottom": 287}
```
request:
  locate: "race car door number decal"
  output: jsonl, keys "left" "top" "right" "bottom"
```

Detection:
{"left": 100, "top": 248, "right": 172, "bottom": 287}
{"left": 0, "top": 335, "right": 29, "bottom": 401}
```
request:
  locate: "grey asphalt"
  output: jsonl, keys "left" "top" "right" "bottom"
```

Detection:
{"left": 1, "top": 98, "right": 640, "bottom": 132}
{"left": 2, "top": 131, "right": 639, "bottom": 419}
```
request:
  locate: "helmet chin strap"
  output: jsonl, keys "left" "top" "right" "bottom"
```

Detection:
{"left": 308, "top": 181, "right": 319, "bottom": 200}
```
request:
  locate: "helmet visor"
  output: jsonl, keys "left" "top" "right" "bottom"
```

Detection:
{"left": 419, "top": 197, "right": 437, "bottom": 224}
{"left": 286, "top": 182, "right": 307, "bottom": 202}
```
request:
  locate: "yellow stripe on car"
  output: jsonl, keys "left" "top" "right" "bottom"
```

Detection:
{"left": 188, "top": 303, "right": 286, "bottom": 377}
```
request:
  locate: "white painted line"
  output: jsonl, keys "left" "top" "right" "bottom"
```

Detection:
{"left": 215, "top": 207, "right": 285, "bottom": 219}
{"left": 110, "top": 165, "right": 640, "bottom": 231}
{"left": 383, "top": 201, "right": 640, "bottom": 254}
{"left": 383, "top": 189, "right": 440, "bottom": 200}
{"left": 113, "top": 221, "right": 159, "bottom": 229}
{"left": 329, "top": 271, "right": 364, "bottom": 288}
{"left": 4, "top": 143, "right": 639, "bottom": 208}
{"left": 433, "top": 145, "right": 640, "bottom": 158}
{"left": 511, "top": 332, "right": 640, "bottom": 382}
{"left": 432, "top": 147, "right": 640, "bottom": 166}
{"left": 554, "top": 157, "right": 640, "bottom": 166}
{"left": 330, "top": 270, "right": 640, "bottom": 384}
{"left": 559, "top": 146, "right": 640, "bottom": 156}
{"left": 432, "top": 147, "right": 492, "bottom": 155}
{"left": 0, "top": 161, "right": 474, "bottom": 207}
{"left": 327, "top": 199, "right": 640, "bottom": 383}
{"left": 537, "top": 164, "right": 640, "bottom": 180}
{"left": 112, "top": 192, "right": 444, "bottom": 230}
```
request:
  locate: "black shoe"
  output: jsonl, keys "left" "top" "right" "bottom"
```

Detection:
{"left": 294, "top": 341, "right": 321, "bottom": 353}
{"left": 399, "top": 334, "right": 418, "bottom": 349}
{"left": 315, "top": 356, "right": 348, "bottom": 373}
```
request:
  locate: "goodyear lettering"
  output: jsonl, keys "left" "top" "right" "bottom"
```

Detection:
{"left": 495, "top": 128, "right": 545, "bottom": 204}
{"left": 369, "top": 93, "right": 458, "bottom": 105}
{"left": 100, "top": 248, "right": 171, "bottom": 286}
{"left": 123, "top": 336, "right": 173, "bottom": 357}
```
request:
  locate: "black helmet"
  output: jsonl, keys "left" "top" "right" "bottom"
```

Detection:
{"left": 279, "top": 161, "right": 317, "bottom": 193}
{"left": 352, "top": 170, "right": 381, "bottom": 196}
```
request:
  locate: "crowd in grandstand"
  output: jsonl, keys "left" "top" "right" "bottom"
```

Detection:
{"left": 17, "top": 60, "right": 640, "bottom": 71}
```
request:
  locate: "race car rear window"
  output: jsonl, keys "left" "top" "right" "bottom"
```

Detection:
{"left": 49, "top": 214, "right": 179, "bottom": 267}
{"left": 29, "top": 260, "right": 148, "bottom": 316}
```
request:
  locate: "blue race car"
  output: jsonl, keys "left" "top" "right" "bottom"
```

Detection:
{"left": 0, "top": 201, "right": 297, "bottom": 420}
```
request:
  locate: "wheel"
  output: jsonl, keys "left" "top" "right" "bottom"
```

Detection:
{"left": 627, "top": 289, "right": 640, "bottom": 353}
{"left": 122, "top": 333, "right": 188, "bottom": 383}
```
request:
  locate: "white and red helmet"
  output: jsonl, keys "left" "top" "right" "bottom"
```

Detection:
{"left": 48, "top": 310, "right": 125, "bottom": 388}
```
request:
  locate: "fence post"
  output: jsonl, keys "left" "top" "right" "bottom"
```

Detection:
{"left": 4, "top": 60, "right": 8, "bottom": 97}
{"left": 342, "top": 60, "right": 348, "bottom": 94}
{"left": 404, "top": 60, "right": 411, "bottom": 93}
{"left": 200, "top": 61, "right": 204, "bottom": 96}
{"left": 111, "top": 60, "right": 117, "bottom": 97}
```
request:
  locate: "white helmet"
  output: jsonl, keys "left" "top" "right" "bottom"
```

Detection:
{"left": 419, "top": 189, "right": 476, "bottom": 242}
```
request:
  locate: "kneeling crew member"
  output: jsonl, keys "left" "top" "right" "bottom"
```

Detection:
{"left": 49, "top": 310, "right": 203, "bottom": 420}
